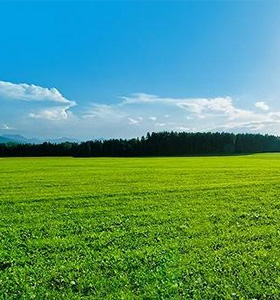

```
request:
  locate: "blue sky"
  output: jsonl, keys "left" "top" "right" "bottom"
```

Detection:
{"left": 1, "top": 0, "right": 280, "bottom": 139}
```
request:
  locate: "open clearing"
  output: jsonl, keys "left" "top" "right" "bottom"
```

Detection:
{"left": 1, "top": 154, "right": 280, "bottom": 299}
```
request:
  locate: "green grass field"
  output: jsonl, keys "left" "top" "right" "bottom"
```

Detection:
{"left": 1, "top": 155, "right": 280, "bottom": 299}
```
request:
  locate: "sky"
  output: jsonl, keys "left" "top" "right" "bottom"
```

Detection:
{"left": 1, "top": 0, "right": 280, "bottom": 140}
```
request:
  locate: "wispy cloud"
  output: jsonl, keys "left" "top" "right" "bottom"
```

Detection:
{"left": 83, "top": 104, "right": 125, "bottom": 120}
{"left": 149, "top": 116, "right": 157, "bottom": 121}
{"left": 121, "top": 93, "right": 253, "bottom": 120}
{"left": 2, "top": 82, "right": 280, "bottom": 138}
{"left": 82, "top": 93, "right": 280, "bottom": 135}
{"left": 128, "top": 117, "right": 142, "bottom": 125}
{"left": 1, "top": 124, "right": 13, "bottom": 130}
{"left": 174, "top": 126, "right": 190, "bottom": 131}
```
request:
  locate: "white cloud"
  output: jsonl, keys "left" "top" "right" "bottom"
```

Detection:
{"left": 210, "top": 119, "right": 280, "bottom": 131}
{"left": 29, "top": 107, "right": 70, "bottom": 121}
{"left": 82, "top": 93, "right": 280, "bottom": 136}
{"left": 2, "top": 124, "right": 12, "bottom": 130}
{"left": 0, "top": 80, "right": 75, "bottom": 106}
{"left": 149, "top": 116, "right": 157, "bottom": 121}
{"left": 255, "top": 101, "right": 269, "bottom": 111}
{"left": 174, "top": 126, "right": 190, "bottom": 131}
{"left": 2, "top": 82, "right": 280, "bottom": 138}
{"left": 123, "top": 94, "right": 254, "bottom": 121}
{"left": 0, "top": 80, "right": 76, "bottom": 121}
{"left": 128, "top": 117, "right": 142, "bottom": 125}
{"left": 83, "top": 104, "right": 124, "bottom": 119}
{"left": 120, "top": 93, "right": 160, "bottom": 105}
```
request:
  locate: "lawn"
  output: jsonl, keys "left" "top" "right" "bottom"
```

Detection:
{"left": 1, "top": 155, "right": 280, "bottom": 299}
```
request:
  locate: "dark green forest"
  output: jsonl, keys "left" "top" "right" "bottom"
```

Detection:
{"left": 1, "top": 132, "right": 280, "bottom": 157}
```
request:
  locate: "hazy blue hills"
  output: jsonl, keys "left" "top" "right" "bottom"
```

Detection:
{"left": 0, "top": 135, "right": 80, "bottom": 144}
{"left": 0, "top": 135, "right": 38, "bottom": 144}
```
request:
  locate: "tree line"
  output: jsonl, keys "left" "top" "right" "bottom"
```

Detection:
{"left": 1, "top": 132, "right": 280, "bottom": 157}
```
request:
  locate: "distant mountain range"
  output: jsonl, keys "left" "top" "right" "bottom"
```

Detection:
{"left": 0, "top": 134, "right": 80, "bottom": 144}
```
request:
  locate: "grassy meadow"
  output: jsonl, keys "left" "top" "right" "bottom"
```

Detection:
{"left": 1, "top": 154, "right": 280, "bottom": 299}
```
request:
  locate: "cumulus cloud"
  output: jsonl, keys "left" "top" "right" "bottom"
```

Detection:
{"left": 29, "top": 107, "right": 70, "bottom": 121}
{"left": 0, "top": 81, "right": 75, "bottom": 105}
{"left": 0, "top": 80, "right": 76, "bottom": 121}
{"left": 255, "top": 101, "right": 269, "bottom": 111}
